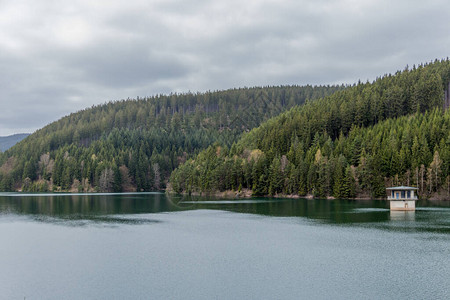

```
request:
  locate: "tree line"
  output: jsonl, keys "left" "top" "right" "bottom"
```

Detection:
{"left": 0, "top": 85, "right": 343, "bottom": 192}
{"left": 169, "top": 59, "right": 450, "bottom": 199}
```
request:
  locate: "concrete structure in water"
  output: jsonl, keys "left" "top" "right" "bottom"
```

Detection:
{"left": 386, "top": 186, "right": 418, "bottom": 211}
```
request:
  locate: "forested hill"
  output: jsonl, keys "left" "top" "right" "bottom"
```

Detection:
{"left": 169, "top": 59, "right": 450, "bottom": 199}
{"left": 0, "top": 85, "right": 343, "bottom": 192}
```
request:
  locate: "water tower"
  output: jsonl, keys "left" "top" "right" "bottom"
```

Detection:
{"left": 386, "top": 186, "right": 418, "bottom": 211}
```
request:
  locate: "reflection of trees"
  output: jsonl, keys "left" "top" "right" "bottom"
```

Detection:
{"left": 4, "top": 194, "right": 448, "bottom": 224}
{"left": 173, "top": 196, "right": 390, "bottom": 224}
{"left": 0, "top": 193, "right": 178, "bottom": 216}
{"left": 248, "top": 199, "right": 389, "bottom": 223}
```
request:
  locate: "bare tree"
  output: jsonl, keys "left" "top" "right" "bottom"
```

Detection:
{"left": 427, "top": 167, "right": 433, "bottom": 194}
{"left": 280, "top": 155, "right": 289, "bottom": 173}
{"left": 430, "top": 151, "right": 442, "bottom": 192}
{"left": 99, "top": 168, "right": 114, "bottom": 192}
{"left": 71, "top": 179, "right": 81, "bottom": 192}
{"left": 38, "top": 153, "right": 50, "bottom": 170}
{"left": 38, "top": 153, "right": 53, "bottom": 178}
{"left": 420, "top": 164, "right": 426, "bottom": 194}
{"left": 82, "top": 178, "right": 90, "bottom": 192}
{"left": 153, "top": 163, "right": 161, "bottom": 190}
{"left": 119, "top": 165, "right": 134, "bottom": 192}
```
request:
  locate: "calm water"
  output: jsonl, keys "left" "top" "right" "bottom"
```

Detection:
{"left": 0, "top": 193, "right": 449, "bottom": 299}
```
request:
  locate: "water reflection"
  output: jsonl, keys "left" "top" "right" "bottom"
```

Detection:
{"left": 0, "top": 192, "right": 179, "bottom": 217}
{"left": 29, "top": 214, "right": 163, "bottom": 228}
{"left": 390, "top": 211, "right": 416, "bottom": 221}
{"left": 174, "top": 196, "right": 391, "bottom": 224}
{"left": 0, "top": 193, "right": 449, "bottom": 233}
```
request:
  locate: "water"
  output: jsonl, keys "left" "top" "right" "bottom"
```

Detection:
{"left": 0, "top": 193, "right": 449, "bottom": 299}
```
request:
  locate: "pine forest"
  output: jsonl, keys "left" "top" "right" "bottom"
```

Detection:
{"left": 0, "top": 85, "right": 342, "bottom": 192}
{"left": 169, "top": 59, "right": 450, "bottom": 199}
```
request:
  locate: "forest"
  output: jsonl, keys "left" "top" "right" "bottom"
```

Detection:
{"left": 0, "top": 85, "right": 342, "bottom": 192}
{"left": 169, "top": 59, "right": 450, "bottom": 199}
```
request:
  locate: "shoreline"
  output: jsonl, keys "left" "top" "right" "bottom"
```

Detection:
{"left": 4, "top": 188, "right": 449, "bottom": 201}
{"left": 169, "top": 189, "right": 449, "bottom": 201}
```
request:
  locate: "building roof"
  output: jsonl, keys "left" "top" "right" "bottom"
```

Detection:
{"left": 386, "top": 186, "right": 418, "bottom": 190}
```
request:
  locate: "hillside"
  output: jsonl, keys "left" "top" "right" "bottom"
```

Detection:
{"left": 0, "top": 85, "right": 342, "bottom": 192}
{"left": 0, "top": 134, "right": 30, "bottom": 152}
{"left": 169, "top": 59, "right": 450, "bottom": 199}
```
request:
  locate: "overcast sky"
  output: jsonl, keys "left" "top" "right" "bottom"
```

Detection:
{"left": 1, "top": 0, "right": 449, "bottom": 136}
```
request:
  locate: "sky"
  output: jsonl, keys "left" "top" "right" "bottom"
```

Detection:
{"left": 0, "top": 0, "right": 449, "bottom": 136}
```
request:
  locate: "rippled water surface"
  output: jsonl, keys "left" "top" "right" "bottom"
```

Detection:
{"left": 0, "top": 193, "right": 449, "bottom": 299}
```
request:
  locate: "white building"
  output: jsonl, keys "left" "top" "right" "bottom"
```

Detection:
{"left": 386, "top": 186, "right": 418, "bottom": 211}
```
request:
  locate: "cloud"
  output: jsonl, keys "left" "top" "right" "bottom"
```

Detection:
{"left": 0, "top": 0, "right": 449, "bottom": 135}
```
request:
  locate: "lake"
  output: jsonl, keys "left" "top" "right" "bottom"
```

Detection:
{"left": 1, "top": 193, "right": 449, "bottom": 299}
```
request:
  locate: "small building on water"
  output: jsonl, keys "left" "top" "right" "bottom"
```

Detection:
{"left": 386, "top": 186, "right": 418, "bottom": 211}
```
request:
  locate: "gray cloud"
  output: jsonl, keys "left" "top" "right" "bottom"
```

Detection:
{"left": 0, "top": 0, "right": 449, "bottom": 135}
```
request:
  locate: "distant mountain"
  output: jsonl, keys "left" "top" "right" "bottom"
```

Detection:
{"left": 0, "top": 134, "right": 30, "bottom": 152}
